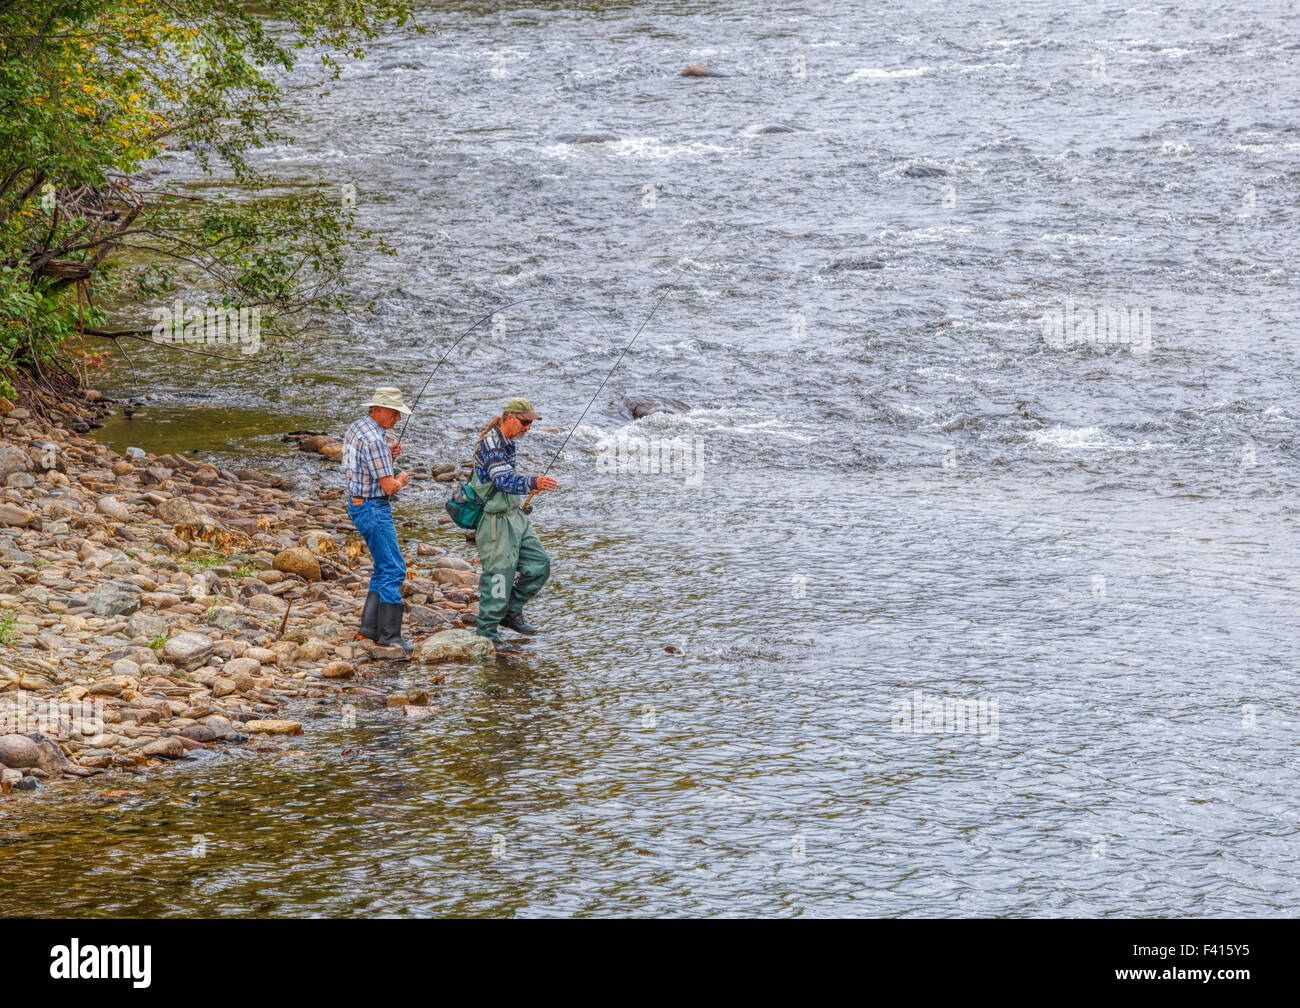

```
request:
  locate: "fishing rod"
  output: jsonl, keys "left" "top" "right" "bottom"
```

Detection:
{"left": 396, "top": 295, "right": 617, "bottom": 445}
{"left": 520, "top": 230, "right": 724, "bottom": 514}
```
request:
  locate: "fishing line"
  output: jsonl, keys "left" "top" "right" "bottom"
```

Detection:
{"left": 396, "top": 294, "right": 618, "bottom": 444}
{"left": 522, "top": 227, "right": 727, "bottom": 509}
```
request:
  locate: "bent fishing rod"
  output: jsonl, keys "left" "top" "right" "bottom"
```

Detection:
{"left": 396, "top": 295, "right": 618, "bottom": 445}
{"left": 520, "top": 230, "right": 724, "bottom": 514}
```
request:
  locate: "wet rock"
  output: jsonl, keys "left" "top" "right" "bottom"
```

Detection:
{"left": 681, "top": 63, "right": 726, "bottom": 77}
{"left": 96, "top": 497, "right": 130, "bottom": 525}
{"left": 412, "top": 629, "right": 494, "bottom": 663}
{"left": 6, "top": 472, "right": 34, "bottom": 489}
{"left": 140, "top": 736, "right": 185, "bottom": 759}
{"left": 161, "top": 631, "right": 214, "bottom": 671}
{"left": 243, "top": 719, "right": 303, "bottom": 735}
{"left": 199, "top": 714, "right": 236, "bottom": 739}
{"left": 244, "top": 646, "right": 276, "bottom": 665}
{"left": 403, "top": 705, "right": 437, "bottom": 722}
{"left": 181, "top": 724, "right": 218, "bottom": 743}
{"left": 555, "top": 132, "right": 619, "bottom": 145}
{"left": 904, "top": 163, "right": 947, "bottom": 178}
{"left": 16, "top": 775, "right": 39, "bottom": 791}
{"left": 273, "top": 547, "right": 321, "bottom": 582}
{"left": 321, "top": 660, "right": 355, "bottom": 679}
{"left": 212, "top": 677, "right": 237, "bottom": 698}
{"left": 432, "top": 556, "right": 471, "bottom": 571}
{"left": 0, "top": 734, "right": 41, "bottom": 769}
{"left": 23, "top": 733, "right": 74, "bottom": 773}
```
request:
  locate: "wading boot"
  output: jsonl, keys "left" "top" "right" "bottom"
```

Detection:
{"left": 375, "top": 601, "right": 413, "bottom": 657}
{"left": 500, "top": 611, "right": 537, "bottom": 636}
{"left": 354, "top": 591, "right": 380, "bottom": 643}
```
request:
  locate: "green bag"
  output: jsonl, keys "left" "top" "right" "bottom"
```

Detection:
{"left": 445, "top": 481, "right": 497, "bottom": 530}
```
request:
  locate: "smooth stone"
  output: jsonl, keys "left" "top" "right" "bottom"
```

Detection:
{"left": 140, "top": 736, "right": 185, "bottom": 759}
{"left": 412, "top": 629, "right": 494, "bottom": 663}
{"left": 0, "top": 734, "right": 41, "bottom": 769}
{"left": 272, "top": 547, "right": 321, "bottom": 582}
{"left": 242, "top": 719, "right": 303, "bottom": 735}
{"left": 96, "top": 495, "right": 132, "bottom": 521}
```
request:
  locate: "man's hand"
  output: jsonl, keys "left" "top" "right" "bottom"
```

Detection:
{"left": 389, "top": 441, "right": 402, "bottom": 459}
{"left": 535, "top": 475, "right": 558, "bottom": 492}
{"left": 378, "top": 471, "right": 410, "bottom": 495}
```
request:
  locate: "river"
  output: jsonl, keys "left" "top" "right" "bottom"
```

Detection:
{"left": 2, "top": 0, "right": 1297, "bottom": 917}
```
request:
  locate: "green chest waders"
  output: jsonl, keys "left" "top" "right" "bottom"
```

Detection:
{"left": 469, "top": 478, "right": 551, "bottom": 641}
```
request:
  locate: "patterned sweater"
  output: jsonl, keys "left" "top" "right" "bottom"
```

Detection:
{"left": 473, "top": 428, "right": 535, "bottom": 496}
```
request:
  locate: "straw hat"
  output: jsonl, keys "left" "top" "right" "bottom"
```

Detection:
{"left": 363, "top": 387, "right": 411, "bottom": 416}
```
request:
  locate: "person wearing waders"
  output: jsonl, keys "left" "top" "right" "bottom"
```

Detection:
{"left": 469, "top": 398, "right": 558, "bottom": 644}
{"left": 344, "top": 387, "right": 413, "bottom": 655}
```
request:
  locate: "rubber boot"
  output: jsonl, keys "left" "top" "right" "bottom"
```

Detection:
{"left": 355, "top": 590, "right": 381, "bottom": 643}
{"left": 500, "top": 611, "right": 537, "bottom": 635}
{"left": 376, "top": 601, "right": 413, "bottom": 656}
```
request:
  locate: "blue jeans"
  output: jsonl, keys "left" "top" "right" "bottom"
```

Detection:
{"left": 347, "top": 497, "right": 406, "bottom": 604}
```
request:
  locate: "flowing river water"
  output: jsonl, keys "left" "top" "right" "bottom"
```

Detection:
{"left": 3, "top": 1, "right": 1298, "bottom": 917}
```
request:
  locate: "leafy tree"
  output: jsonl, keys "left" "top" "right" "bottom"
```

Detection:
{"left": 0, "top": 0, "right": 416, "bottom": 398}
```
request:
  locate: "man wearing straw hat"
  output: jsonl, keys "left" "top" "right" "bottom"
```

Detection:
{"left": 343, "top": 386, "right": 413, "bottom": 655}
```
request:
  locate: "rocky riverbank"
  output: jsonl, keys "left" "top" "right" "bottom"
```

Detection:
{"left": 0, "top": 387, "right": 492, "bottom": 797}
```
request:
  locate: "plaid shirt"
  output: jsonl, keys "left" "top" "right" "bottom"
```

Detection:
{"left": 343, "top": 415, "right": 394, "bottom": 498}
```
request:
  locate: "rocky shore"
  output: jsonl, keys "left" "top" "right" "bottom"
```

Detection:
{"left": 0, "top": 387, "right": 492, "bottom": 797}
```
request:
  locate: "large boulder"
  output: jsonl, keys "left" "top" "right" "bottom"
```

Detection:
{"left": 412, "top": 629, "right": 494, "bottom": 663}
{"left": 273, "top": 547, "right": 321, "bottom": 582}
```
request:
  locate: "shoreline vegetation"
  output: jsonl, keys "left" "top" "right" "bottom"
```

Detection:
{"left": 2, "top": 2, "right": 415, "bottom": 404}
{"left": 0, "top": 379, "right": 493, "bottom": 798}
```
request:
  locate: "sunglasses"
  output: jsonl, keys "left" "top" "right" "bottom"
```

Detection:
{"left": 515, "top": 417, "right": 533, "bottom": 428}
